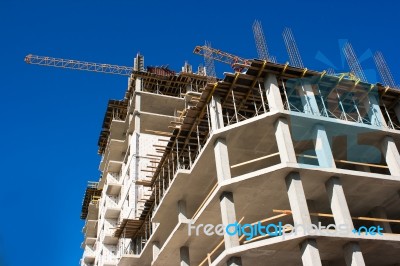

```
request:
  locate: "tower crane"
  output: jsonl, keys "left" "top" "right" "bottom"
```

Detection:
{"left": 193, "top": 45, "right": 250, "bottom": 72}
{"left": 26, "top": 45, "right": 255, "bottom": 79}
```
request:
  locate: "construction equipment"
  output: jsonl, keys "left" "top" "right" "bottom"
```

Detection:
{"left": 373, "top": 51, "right": 397, "bottom": 88}
{"left": 282, "top": 27, "right": 304, "bottom": 68}
{"left": 342, "top": 42, "right": 368, "bottom": 82}
{"left": 25, "top": 54, "right": 134, "bottom": 76}
{"left": 193, "top": 45, "right": 250, "bottom": 72}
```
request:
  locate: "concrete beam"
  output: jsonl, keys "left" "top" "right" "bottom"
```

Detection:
{"left": 343, "top": 242, "right": 366, "bottom": 266}
{"left": 285, "top": 172, "right": 312, "bottom": 227}
{"left": 275, "top": 118, "right": 297, "bottom": 164}
{"left": 152, "top": 241, "right": 160, "bottom": 262}
{"left": 381, "top": 136, "right": 400, "bottom": 176}
{"left": 363, "top": 93, "right": 387, "bottom": 128}
{"left": 214, "top": 138, "right": 232, "bottom": 182}
{"left": 395, "top": 103, "right": 400, "bottom": 124}
{"left": 219, "top": 192, "right": 240, "bottom": 249}
{"left": 313, "top": 124, "right": 336, "bottom": 168}
{"left": 355, "top": 164, "right": 371, "bottom": 172}
{"left": 210, "top": 95, "right": 224, "bottom": 130}
{"left": 264, "top": 73, "right": 284, "bottom": 112}
{"left": 298, "top": 81, "right": 320, "bottom": 116}
{"left": 180, "top": 246, "right": 190, "bottom": 266}
{"left": 326, "top": 177, "right": 354, "bottom": 229}
{"left": 226, "top": 256, "right": 242, "bottom": 266}
{"left": 300, "top": 239, "right": 322, "bottom": 266}
{"left": 177, "top": 200, "right": 188, "bottom": 223}
{"left": 370, "top": 206, "right": 392, "bottom": 233}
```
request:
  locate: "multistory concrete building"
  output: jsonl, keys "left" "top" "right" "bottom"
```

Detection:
{"left": 80, "top": 54, "right": 400, "bottom": 266}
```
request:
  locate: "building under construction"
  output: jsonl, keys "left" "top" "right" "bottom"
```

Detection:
{"left": 76, "top": 27, "right": 400, "bottom": 266}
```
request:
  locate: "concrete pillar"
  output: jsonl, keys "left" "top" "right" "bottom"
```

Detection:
{"left": 343, "top": 242, "right": 366, "bottom": 266}
{"left": 219, "top": 192, "right": 240, "bottom": 249}
{"left": 363, "top": 93, "right": 387, "bottom": 127}
{"left": 307, "top": 200, "right": 319, "bottom": 225}
{"left": 177, "top": 200, "right": 188, "bottom": 223}
{"left": 370, "top": 206, "right": 392, "bottom": 233}
{"left": 300, "top": 239, "right": 322, "bottom": 266}
{"left": 152, "top": 241, "right": 160, "bottom": 261}
{"left": 313, "top": 124, "right": 336, "bottom": 168}
{"left": 275, "top": 118, "right": 297, "bottom": 164}
{"left": 180, "top": 246, "right": 190, "bottom": 266}
{"left": 226, "top": 256, "right": 242, "bottom": 266}
{"left": 325, "top": 177, "right": 354, "bottom": 229}
{"left": 264, "top": 73, "right": 284, "bottom": 111}
{"left": 298, "top": 81, "right": 320, "bottom": 116}
{"left": 285, "top": 172, "right": 312, "bottom": 227}
{"left": 395, "top": 103, "right": 400, "bottom": 124}
{"left": 381, "top": 136, "right": 400, "bottom": 176}
{"left": 210, "top": 95, "right": 224, "bottom": 130}
{"left": 214, "top": 138, "right": 232, "bottom": 183}
{"left": 134, "top": 77, "right": 142, "bottom": 133}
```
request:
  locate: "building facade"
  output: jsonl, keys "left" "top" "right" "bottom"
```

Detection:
{"left": 80, "top": 55, "right": 400, "bottom": 266}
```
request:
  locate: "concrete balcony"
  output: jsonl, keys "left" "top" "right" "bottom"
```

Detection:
{"left": 106, "top": 173, "right": 122, "bottom": 196}
{"left": 84, "top": 237, "right": 96, "bottom": 246}
{"left": 103, "top": 231, "right": 119, "bottom": 245}
{"left": 83, "top": 220, "right": 97, "bottom": 238}
{"left": 100, "top": 137, "right": 128, "bottom": 173}
{"left": 104, "top": 196, "right": 121, "bottom": 219}
{"left": 102, "top": 256, "right": 119, "bottom": 266}
{"left": 82, "top": 245, "right": 96, "bottom": 264}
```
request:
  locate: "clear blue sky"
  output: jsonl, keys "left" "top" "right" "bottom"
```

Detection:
{"left": 0, "top": 0, "right": 399, "bottom": 265}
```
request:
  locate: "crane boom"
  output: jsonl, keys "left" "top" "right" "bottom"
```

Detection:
{"left": 24, "top": 54, "right": 133, "bottom": 76}
{"left": 193, "top": 46, "right": 250, "bottom": 71}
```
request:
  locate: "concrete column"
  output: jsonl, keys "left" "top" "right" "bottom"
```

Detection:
{"left": 363, "top": 93, "right": 387, "bottom": 127}
{"left": 395, "top": 103, "right": 400, "bottom": 124}
{"left": 135, "top": 77, "right": 142, "bottom": 92}
{"left": 219, "top": 192, "right": 240, "bottom": 249}
{"left": 325, "top": 177, "right": 354, "bottom": 229}
{"left": 134, "top": 78, "right": 142, "bottom": 133}
{"left": 264, "top": 73, "right": 284, "bottom": 111}
{"left": 307, "top": 200, "right": 319, "bottom": 225}
{"left": 381, "top": 136, "right": 400, "bottom": 176}
{"left": 300, "top": 239, "right": 322, "bottom": 266}
{"left": 180, "top": 246, "right": 190, "bottom": 266}
{"left": 210, "top": 95, "right": 224, "bottom": 130}
{"left": 298, "top": 81, "right": 320, "bottom": 116}
{"left": 214, "top": 138, "right": 232, "bottom": 183}
{"left": 227, "top": 256, "right": 242, "bottom": 266}
{"left": 313, "top": 124, "right": 336, "bottom": 168}
{"left": 275, "top": 118, "right": 297, "bottom": 164}
{"left": 343, "top": 242, "right": 366, "bottom": 266}
{"left": 370, "top": 206, "right": 392, "bottom": 233}
{"left": 177, "top": 200, "right": 188, "bottom": 223}
{"left": 152, "top": 241, "right": 160, "bottom": 261}
{"left": 285, "top": 172, "right": 312, "bottom": 227}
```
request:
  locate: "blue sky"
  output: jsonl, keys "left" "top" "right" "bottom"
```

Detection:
{"left": 0, "top": 0, "right": 399, "bottom": 265}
